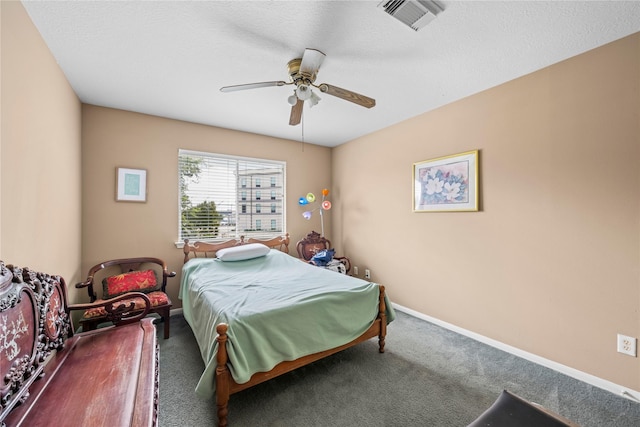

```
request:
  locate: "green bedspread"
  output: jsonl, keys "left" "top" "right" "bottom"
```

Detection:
{"left": 179, "top": 249, "right": 395, "bottom": 399}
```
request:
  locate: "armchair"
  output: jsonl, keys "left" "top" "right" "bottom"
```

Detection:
{"left": 75, "top": 257, "right": 176, "bottom": 339}
{"left": 296, "top": 230, "right": 351, "bottom": 274}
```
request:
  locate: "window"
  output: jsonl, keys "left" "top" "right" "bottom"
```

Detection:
{"left": 271, "top": 190, "right": 276, "bottom": 200}
{"left": 179, "top": 150, "right": 286, "bottom": 241}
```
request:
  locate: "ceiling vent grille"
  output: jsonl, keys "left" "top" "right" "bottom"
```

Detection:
{"left": 378, "top": 0, "right": 444, "bottom": 31}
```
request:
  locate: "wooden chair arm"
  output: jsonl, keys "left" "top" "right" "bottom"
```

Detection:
{"left": 161, "top": 269, "right": 176, "bottom": 293}
{"left": 68, "top": 292, "right": 152, "bottom": 328}
{"left": 75, "top": 277, "right": 94, "bottom": 289}
{"left": 75, "top": 275, "right": 98, "bottom": 302}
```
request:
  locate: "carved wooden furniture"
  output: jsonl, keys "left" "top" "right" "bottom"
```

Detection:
{"left": 0, "top": 261, "right": 158, "bottom": 426}
{"left": 182, "top": 235, "right": 389, "bottom": 427}
{"left": 75, "top": 257, "right": 176, "bottom": 339}
{"left": 296, "top": 230, "right": 351, "bottom": 274}
{"left": 182, "top": 233, "right": 290, "bottom": 263}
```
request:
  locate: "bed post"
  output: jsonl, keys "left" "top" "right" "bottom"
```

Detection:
{"left": 215, "top": 323, "right": 231, "bottom": 427}
{"left": 378, "top": 285, "right": 387, "bottom": 353}
{"left": 183, "top": 239, "right": 191, "bottom": 264}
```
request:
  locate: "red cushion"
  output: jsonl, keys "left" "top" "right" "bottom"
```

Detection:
{"left": 81, "top": 291, "right": 170, "bottom": 320}
{"left": 103, "top": 269, "right": 157, "bottom": 298}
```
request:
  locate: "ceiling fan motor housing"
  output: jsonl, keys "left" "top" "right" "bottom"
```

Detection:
{"left": 287, "top": 58, "right": 317, "bottom": 85}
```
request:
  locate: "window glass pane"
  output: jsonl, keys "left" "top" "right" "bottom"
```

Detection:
{"left": 179, "top": 150, "right": 285, "bottom": 241}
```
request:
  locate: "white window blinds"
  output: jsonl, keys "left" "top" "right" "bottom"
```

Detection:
{"left": 178, "top": 149, "right": 286, "bottom": 241}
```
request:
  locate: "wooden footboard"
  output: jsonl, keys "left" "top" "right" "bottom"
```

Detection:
{"left": 214, "top": 285, "right": 387, "bottom": 427}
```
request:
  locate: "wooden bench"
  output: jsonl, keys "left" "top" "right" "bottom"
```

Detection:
{"left": 0, "top": 261, "right": 158, "bottom": 427}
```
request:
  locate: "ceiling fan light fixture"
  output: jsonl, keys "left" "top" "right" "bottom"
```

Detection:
{"left": 308, "top": 91, "right": 321, "bottom": 108}
{"left": 287, "top": 93, "right": 298, "bottom": 106}
{"left": 296, "top": 84, "right": 312, "bottom": 101}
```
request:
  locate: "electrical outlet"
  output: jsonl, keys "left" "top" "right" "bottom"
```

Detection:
{"left": 617, "top": 334, "right": 637, "bottom": 357}
{"left": 364, "top": 269, "right": 371, "bottom": 279}
{"left": 353, "top": 266, "right": 359, "bottom": 276}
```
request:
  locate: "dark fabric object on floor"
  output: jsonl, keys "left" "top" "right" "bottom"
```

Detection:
{"left": 468, "top": 390, "right": 574, "bottom": 427}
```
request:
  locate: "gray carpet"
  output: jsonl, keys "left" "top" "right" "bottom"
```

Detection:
{"left": 157, "top": 311, "right": 640, "bottom": 426}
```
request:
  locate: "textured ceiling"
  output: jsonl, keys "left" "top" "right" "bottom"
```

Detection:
{"left": 22, "top": 1, "right": 640, "bottom": 147}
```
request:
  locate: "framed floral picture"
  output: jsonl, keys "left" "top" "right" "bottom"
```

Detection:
{"left": 116, "top": 167, "right": 147, "bottom": 202}
{"left": 413, "top": 150, "right": 479, "bottom": 212}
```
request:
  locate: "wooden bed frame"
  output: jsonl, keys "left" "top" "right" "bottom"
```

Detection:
{"left": 182, "top": 234, "right": 388, "bottom": 427}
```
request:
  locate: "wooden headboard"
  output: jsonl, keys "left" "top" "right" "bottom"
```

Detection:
{"left": 183, "top": 234, "right": 290, "bottom": 264}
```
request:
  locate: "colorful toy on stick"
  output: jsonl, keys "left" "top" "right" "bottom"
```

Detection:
{"left": 299, "top": 188, "right": 331, "bottom": 236}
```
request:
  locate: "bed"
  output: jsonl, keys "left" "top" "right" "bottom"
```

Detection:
{"left": 181, "top": 234, "right": 395, "bottom": 427}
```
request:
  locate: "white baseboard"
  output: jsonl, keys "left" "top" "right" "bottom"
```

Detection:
{"left": 392, "top": 303, "right": 640, "bottom": 403}
{"left": 170, "top": 307, "right": 184, "bottom": 316}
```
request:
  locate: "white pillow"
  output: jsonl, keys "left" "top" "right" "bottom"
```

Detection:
{"left": 216, "top": 243, "right": 270, "bottom": 262}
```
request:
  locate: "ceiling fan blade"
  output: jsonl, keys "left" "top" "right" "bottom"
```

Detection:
{"left": 220, "top": 81, "right": 288, "bottom": 92}
{"left": 299, "top": 49, "right": 326, "bottom": 78}
{"left": 317, "top": 83, "right": 376, "bottom": 108}
{"left": 289, "top": 99, "right": 304, "bottom": 126}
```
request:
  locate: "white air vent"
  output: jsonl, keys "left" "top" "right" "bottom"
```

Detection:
{"left": 378, "top": 0, "right": 444, "bottom": 31}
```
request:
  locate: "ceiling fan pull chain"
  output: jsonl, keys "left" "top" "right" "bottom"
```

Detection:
{"left": 301, "top": 110, "right": 305, "bottom": 152}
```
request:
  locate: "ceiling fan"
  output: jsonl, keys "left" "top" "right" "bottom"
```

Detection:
{"left": 220, "top": 48, "right": 376, "bottom": 126}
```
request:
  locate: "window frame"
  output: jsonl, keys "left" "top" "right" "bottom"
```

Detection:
{"left": 178, "top": 149, "right": 286, "bottom": 243}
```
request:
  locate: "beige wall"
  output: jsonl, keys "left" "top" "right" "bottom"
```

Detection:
{"left": 333, "top": 33, "right": 640, "bottom": 391}
{"left": 1, "top": 2, "right": 82, "bottom": 296}
{"left": 81, "top": 105, "right": 332, "bottom": 307}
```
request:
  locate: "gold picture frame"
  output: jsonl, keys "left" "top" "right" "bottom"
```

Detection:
{"left": 116, "top": 167, "right": 147, "bottom": 202}
{"left": 413, "top": 150, "right": 479, "bottom": 212}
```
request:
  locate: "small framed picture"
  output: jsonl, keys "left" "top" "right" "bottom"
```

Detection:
{"left": 413, "top": 150, "right": 479, "bottom": 212}
{"left": 116, "top": 167, "right": 147, "bottom": 202}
